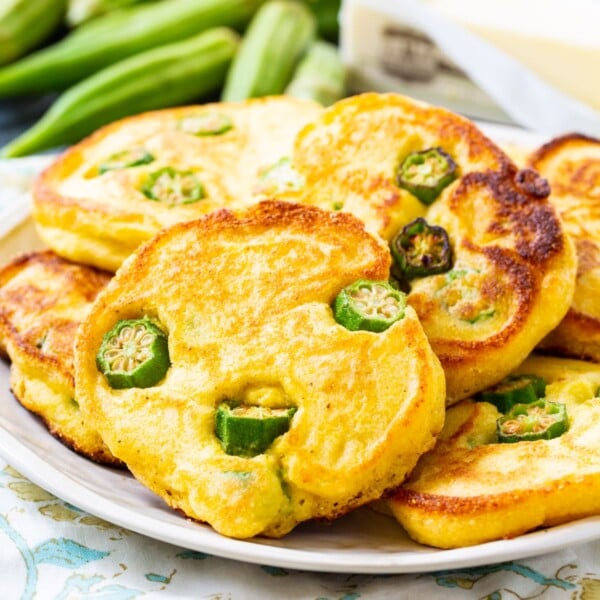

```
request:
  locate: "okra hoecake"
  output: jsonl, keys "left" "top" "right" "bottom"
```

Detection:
{"left": 388, "top": 355, "right": 600, "bottom": 548}
{"left": 74, "top": 201, "right": 446, "bottom": 539}
{"left": 268, "top": 93, "right": 577, "bottom": 403}
{"left": 32, "top": 95, "right": 323, "bottom": 272}
{"left": 527, "top": 133, "right": 600, "bottom": 362}
{"left": 0, "top": 251, "right": 120, "bottom": 465}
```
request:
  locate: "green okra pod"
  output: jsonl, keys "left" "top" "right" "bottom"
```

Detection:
{"left": 0, "top": 0, "right": 262, "bottom": 96}
{"left": 66, "top": 0, "right": 152, "bottom": 27}
{"left": 284, "top": 39, "right": 346, "bottom": 106}
{"left": 0, "top": 0, "right": 66, "bottom": 66}
{"left": 1, "top": 27, "right": 239, "bottom": 157}
{"left": 221, "top": 0, "right": 316, "bottom": 102}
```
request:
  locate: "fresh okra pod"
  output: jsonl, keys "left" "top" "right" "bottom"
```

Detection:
{"left": 0, "top": 0, "right": 262, "bottom": 96}
{"left": 0, "top": 0, "right": 66, "bottom": 66}
{"left": 1, "top": 27, "right": 239, "bottom": 157}
{"left": 284, "top": 39, "right": 346, "bottom": 106}
{"left": 221, "top": 0, "right": 316, "bottom": 102}
{"left": 66, "top": 0, "right": 152, "bottom": 27}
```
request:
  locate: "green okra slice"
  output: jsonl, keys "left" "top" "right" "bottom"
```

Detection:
{"left": 141, "top": 167, "right": 205, "bottom": 206}
{"left": 391, "top": 217, "right": 452, "bottom": 280}
{"left": 96, "top": 318, "right": 170, "bottom": 389}
{"left": 435, "top": 268, "right": 496, "bottom": 324}
{"left": 255, "top": 156, "right": 304, "bottom": 196}
{"left": 397, "top": 147, "right": 458, "bottom": 205}
{"left": 215, "top": 404, "right": 296, "bottom": 457}
{"left": 333, "top": 280, "right": 406, "bottom": 333}
{"left": 177, "top": 112, "right": 233, "bottom": 136}
{"left": 476, "top": 374, "right": 547, "bottom": 413}
{"left": 496, "top": 399, "right": 568, "bottom": 443}
{"left": 98, "top": 148, "right": 155, "bottom": 174}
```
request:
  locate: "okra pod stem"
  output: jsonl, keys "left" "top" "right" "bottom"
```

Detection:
{"left": 0, "top": 0, "right": 263, "bottom": 96}
{"left": 221, "top": 0, "right": 316, "bottom": 102}
{"left": 1, "top": 27, "right": 239, "bottom": 157}
{"left": 284, "top": 40, "right": 346, "bottom": 106}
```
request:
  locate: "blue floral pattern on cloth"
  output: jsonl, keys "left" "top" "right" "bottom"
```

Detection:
{"left": 1, "top": 461, "right": 600, "bottom": 599}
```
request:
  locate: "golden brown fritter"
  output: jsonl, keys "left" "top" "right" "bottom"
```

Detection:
{"left": 528, "top": 133, "right": 600, "bottom": 362}
{"left": 32, "top": 96, "right": 323, "bottom": 271}
{"left": 75, "top": 200, "right": 446, "bottom": 539}
{"left": 388, "top": 355, "right": 600, "bottom": 548}
{"left": 0, "top": 251, "right": 121, "bottom": 465}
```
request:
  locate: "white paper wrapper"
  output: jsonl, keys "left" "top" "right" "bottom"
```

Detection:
{"left": 341, "top": 0, "right": 600, "bottom": 137}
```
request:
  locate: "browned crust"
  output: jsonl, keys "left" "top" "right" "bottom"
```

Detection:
{"left": 132, "top": 199, "right": 391, "bottom": 283}
{"left": 528, "top": 132, "right": 600, "bottom": 165}
{"left": 390, "top": 473, "right": 598, "bottom": 517}
{"left": 0, "top": 251, "right": 111, "bottom": 387}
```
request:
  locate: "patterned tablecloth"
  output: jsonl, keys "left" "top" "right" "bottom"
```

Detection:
{"left": 0, "top": 158, "right": 599, "bottom": 600}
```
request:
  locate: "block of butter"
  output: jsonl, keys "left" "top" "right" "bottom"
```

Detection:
{"left": 340, "top": 0, "right": 600, "bottom": 127}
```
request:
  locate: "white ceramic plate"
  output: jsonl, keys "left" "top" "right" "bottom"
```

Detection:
{"left": 1, "top": 129, "right": 599, "bottom": 574}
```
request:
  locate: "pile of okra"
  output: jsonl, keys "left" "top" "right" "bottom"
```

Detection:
{"left": 0, "top": 0, "right": 345, "bottom": 157}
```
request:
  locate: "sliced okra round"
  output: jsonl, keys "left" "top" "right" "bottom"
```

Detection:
{"left": 476, "top": 373, "right": 546, "bottom": 413}
{"left": 255, "top": 156, "right": 304, "bottom": 196}
{"left": 333, "top": 280, "right": 406, "bottom": 332}
{"left": 98, "top": 148, "right": 155, "bottom": 174}
{"left": 96, "top": 318, "right": 170, "bottom": 389}
{"left": 391, "top": 217, "right": 452, "bottom": 280}
{"left": 141, "top": 167, "right": 205, "bottom": 206}
{"left": 435, "top": 269, "right": 496, "bottom": 324}
{"left": 215, "top": 404, "right": 296, "bottom": 457}
{"left": 496, "top": 399, "right": 568, "bottom": 443}
{"left": 397, "top": 147, "right": 458, "bottom": 205}
{"left": 177, "top": 112, "right": 233, "bottom": 136}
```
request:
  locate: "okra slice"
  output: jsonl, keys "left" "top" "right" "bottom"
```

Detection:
{"left": 476, "top": 374, "right": 547, "bottom": 413}
{"left": 141, "top": 167, "right": 205, "bottom": 206}
{"left": 496, "top": 400, "right": 568, "bottom": 443}
{"left": 98, "top": 148, "right": 155, "bottom": 174}
{"left": 333, "top": 280, "right": 406, "bottom": 332}
{"left": 255, "top": 156, "right": 305, "bottom": 196}
{"left": 215, "top": 404, "right": 296, "bottom": 457}
{"left": 177, "top": 112, "right": 233, "bottom": 136}
{"left": 391, "top": 217, "right": 452, "bottom": 280}
{"left": 96, "top": 318, "right": 170, "bottom": 389}
{"left": 397, "top": 147, "right": 458, "bottom": 205}
{"left": 435, "top": 269, "right": 496, "bottom": 324}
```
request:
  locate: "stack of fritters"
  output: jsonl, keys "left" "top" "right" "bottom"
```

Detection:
{"left": 0, "top": 92, "right": 596, "bottom": 545}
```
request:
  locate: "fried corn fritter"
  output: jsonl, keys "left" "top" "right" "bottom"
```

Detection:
{"left": 266, "top": 93, "right": 576, "bottom": 403}
{"left": 528, "top": 133, "right": 600, "bottom": 362}
{"left": 32, "top": 96, "right": 322, "bottom": 271}
{"left": 0, "top": 251, "right": 120, "bottom": 465}
{"left": 74, "top": 201, "right": 446, "bottom": 539}
{"left": 388, "top": 355, "right": 600, "bottom": 548}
